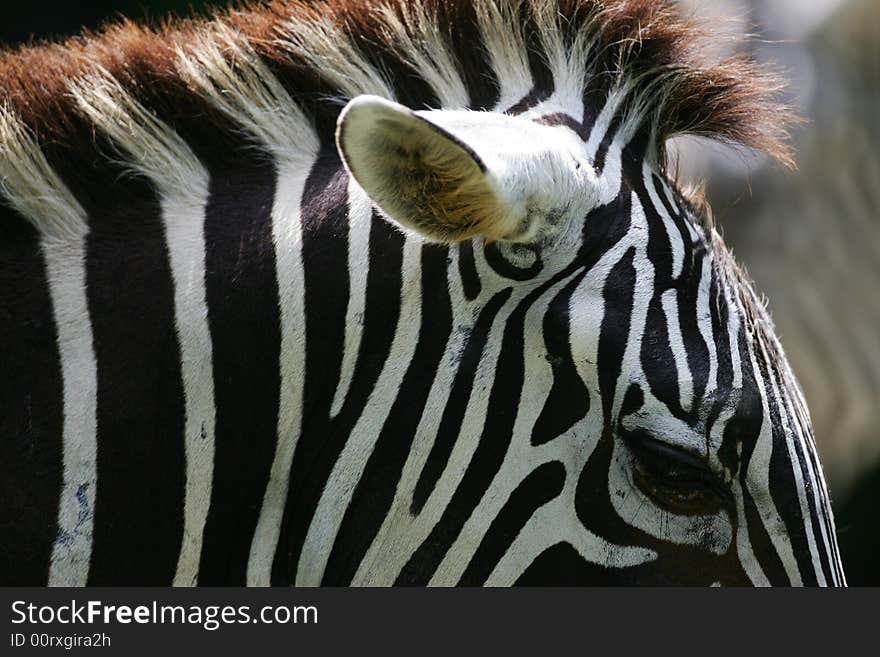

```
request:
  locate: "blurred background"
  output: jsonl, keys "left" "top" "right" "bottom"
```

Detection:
{"left": 2, "top": 0, "right": 878, "bottom": 585}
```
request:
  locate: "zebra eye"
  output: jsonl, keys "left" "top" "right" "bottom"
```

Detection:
{"left": 622, "top": 431, "right": 732, "bottom": 515}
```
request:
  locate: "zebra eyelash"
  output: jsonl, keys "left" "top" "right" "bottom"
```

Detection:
{"left": 620, "top": 429, "right": 729, "bottom": 498}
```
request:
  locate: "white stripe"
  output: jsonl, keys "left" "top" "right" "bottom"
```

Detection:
{"left": 45, "top": 236, "right": 99, "bottom": 587}
{"left": 0, "top": 110, "right": 99, "bottom": 587}
{"left": 246, "top": 156, "right": 314, "bottom": 586}
{"left": 429, "top": 272, "right": 578, "bottom": 583}
{"left": 607, "top": 192, "right": 651, "bottom": 417}
{"left": 726, "top": 285, "right": 744, "bottom": 391}
{"left": 68, "top": 73, "right": 220, "bottom": 586}
{"left": 352, "top": 280, "right": 520, "bottom": 585}
{"left": 376, "top": 2, "right": 469, "bottom": 109}
{"left": 642, "top": 163, "right": 684, "bottom": 280}
{"left": 595, "top": 130, "right": 627, "bottom": 206}
{"left": 330, "top": 182, "right": 373, "bottom": 417}
{"left": 485, "top": 498, "right": 656, "bottom": 586}
{"left": 430, "top": 211, "right": 638, "bottom": 584}
{"left": 517, "top": 0, "right": 600, "bottom": 125}
{"left": 276, "top": 16, "right": 394, "bottom": 100}
{"left": 350, "top": 246, "right": 472, "bottom": 584}
{"left": 584, "top": 93, "right": 624, "bottom": 161}
{"left": 696, "top": 254, "right": 718, "bottom": 396}
{"left": 474, "top": 0, "right": 532, "bottom": 110}
{"left": 179, "top": 35, "right": 323, "bottom": 585}
{"left": 297, "top": 238, "right": 423, "bottom": 585}
{"left": 766, "top": 357, "right": 827, "bottom": 586}
{"left": 764, "top": 358, "right": 827, "bottom": 586}
{"left": 165, "top": 178, "right": 216, "bottom": 587}
{"left": 773, "top": 345, "right": 841, "bottom": 584}
{"left": 741, "top": 332, "right": 803, "bottom": 585}
{"left": 732, "top": 463, "right": 771, "bottom": 587}
{"left": 386, "top": 288, "right": 524, "bottom": 580}
{"left": 606, "top": 197, "right": 730, "bottom": 551}
{"left": 661, "top": 289, "right": 693, "bottom": 413}
{"left": 660, "top": 180, "right": 701, "bottom": 244}
{"left": 747, "top": 418, "right": 803, "bottom": 585}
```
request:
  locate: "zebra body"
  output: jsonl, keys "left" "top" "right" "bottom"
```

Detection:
{"left": 0, "top": 0, "right": 844, "bottom": 585}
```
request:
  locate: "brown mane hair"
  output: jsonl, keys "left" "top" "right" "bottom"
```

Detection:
{"left": 0, "top": 0, "right": 795, "bottom": 197}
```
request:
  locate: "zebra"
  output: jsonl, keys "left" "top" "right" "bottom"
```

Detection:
{"left": 0, "top": 0, "right": 845, "bottom": 586}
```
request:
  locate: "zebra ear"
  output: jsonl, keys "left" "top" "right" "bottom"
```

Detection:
{"left": 336, "top": 95, "right": 521, "bottom": 244}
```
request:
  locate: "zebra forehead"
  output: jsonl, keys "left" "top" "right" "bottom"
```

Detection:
{"left": 0, "top": 0, "right": 794, "bottom": 172}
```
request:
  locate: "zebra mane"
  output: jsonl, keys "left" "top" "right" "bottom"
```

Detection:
{"left": 1, "top": 0, "right": 794, "bottom": 223}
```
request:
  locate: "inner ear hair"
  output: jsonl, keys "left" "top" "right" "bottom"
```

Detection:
{"left": 336, "top": 96, "right": 515, "bottom": 244}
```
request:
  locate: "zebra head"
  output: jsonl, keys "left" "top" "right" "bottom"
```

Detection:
{"left": 336, "top": 94, "right": 845, "bottom": 586}
{"left": 0, "top": 0, "right": 846, "bottom": 587}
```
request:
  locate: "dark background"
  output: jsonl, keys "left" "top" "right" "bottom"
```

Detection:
{"left": 0, "top": 1, "right": 225, "bottom": 45}
{"left": 2, "top": 0, "right": 878, "bottom": 586}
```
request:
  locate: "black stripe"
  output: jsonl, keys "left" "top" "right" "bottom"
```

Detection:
{"left": 443, "top": 1, "right": 501, "bottom": 111}
{"left": 742, "top": 470, "right": 792, "bottom": 585}
{"left": 530, "top": 72, "right": 616, "bottom": 145}
{"left": 709, "top": 274, "right": 733, "bottom": 396}
{"left": 0, "top": 210, "right": 64, "bottom": 585}
{"left": 800, "top": 444, "right": 840, "bottom": 584}
{"left": 723, "top": 340, "right": 791, "bottom": 585}
{"left": 505, "top": 85, "right": 552, "bottom": 115}
{"left": 504, "top": 4, "right": 554, "bottom": 115}
{"left": 770, "top": 363, "right": 834, "bottom": 585}
{"left": 640, "top": 173, "right": 674, "bottom": 286}
{"left": 458, "top": 241, "right": 481, "bottom": 301}
{"left": 676, "top": 246, "right": 711, "bottom": 408}
{"left": 531, "top": 272, "right": 590, "bottom": 445}
{"left": 632, "top": 167, "right": 687, "bottom": 419}
{"left": 651, "top": 175, "right": 692, "bottom": 284}
{"left": 635, "top": 155, "right": 708, "bottom": 421}
{"left": 757, "top": 343, "right": 818, "bottom": 586}
{"left": 459, "top": 461, "right": 565, "bottom": 585}
{"left": 310, "top": 207, "right": 406, "bottom": 585}
{"left": 483, "top": 242, "right": 544, "bottom": 281}
{"left": 567, "top": 190, "right": 634, "bottom": 435}
{"left": 197, "top": 149, "right": 282, "bottom": 585}
{"left": 581, "top": 70, "right": 616, "bottom": 139}
{"left": 272, "top": 146, "right": 351, "bottom": 585}
{"left": 516, "top": 542, "right": 626, "bottom": 586}
{"left": 533, "top": 113, "right": 588, "bottom": 140}
{"left": 640, "top": 294, "right": 683, "bottom": 414}
{"left": 323, "top": 244, "right": 453, "bottom": 585}
{"left": 400, "top": 267, "right": 576, "bottom": 584}
{"left": 597, "top": 247, "right": 637, "bottom": 422}
{"left": 85, "top": 173, "right": 185, "bottom": 585}
{"left": 410, "top": 288, "right": 512, "bottom": 515}
{"left": 593, "top": 114, "right": 622, "bottom": 174}
{"left": 347, "top": 32, "right": 439, "bottom": 111}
